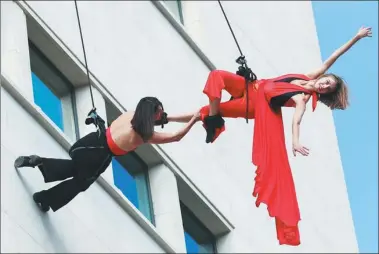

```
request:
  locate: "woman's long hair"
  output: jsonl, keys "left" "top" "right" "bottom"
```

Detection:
{"left": 131, "top": 97, "right": 163, "bottom": 142}
{"left": 318, "top": 73, "right": 349, "bottom": 110}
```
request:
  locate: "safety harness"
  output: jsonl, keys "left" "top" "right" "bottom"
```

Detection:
{"left": 217, "top": 0, "right": 258, "bottom": 123}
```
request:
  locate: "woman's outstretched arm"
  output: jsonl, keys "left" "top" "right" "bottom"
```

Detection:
{"left": 306, "top": 26, "right": 372, "bottom": 79}
{"left": 167, "top": 112, "right": 198, "bottom": 123}
{"left": 149, "top": 111, "right": 200, "bottom": 144}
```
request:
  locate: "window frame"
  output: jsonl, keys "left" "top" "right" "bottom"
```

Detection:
{"left": 112, "top": 150, "right": 156, "bottom": 226}
{"left": 177, "top": 0, "right": 184, "bottom": 25}
{"left": 28, "top": 40, "right": 80, "bottom": 141}
{"left": 105, "top": 98, "right": 155, "bottom": 225}
{"left": 163, "top": 0, "right": 184, "bottom": 25}
{"left": 180, "top": 201, "right": 218, "bottom": 253}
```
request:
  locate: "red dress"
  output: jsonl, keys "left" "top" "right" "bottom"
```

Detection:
{"left": 200, "top": 71, "right": 318, "bottom": 246}
{"left": 252, "top": 74, "right": 318, "bottom": 246}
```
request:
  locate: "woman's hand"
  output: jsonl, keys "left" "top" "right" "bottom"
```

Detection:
{"left": 292, "top": 143, "right": 309, "bottom": 157}
{"left": 306, "top": 26, "right": 372, "bottom": 79}
{"left": 150, "top": 110, "right": 201, "bottom": 144}
{"left": 356, "top": 26, "right": 372, "bottom": 39}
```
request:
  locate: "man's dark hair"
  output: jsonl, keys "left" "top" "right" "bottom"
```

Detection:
{"left": 131, "top": 97, "right": 163, "bottom": 142}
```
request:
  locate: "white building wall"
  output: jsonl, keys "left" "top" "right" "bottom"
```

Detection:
{"left": 149, "top": 164, "right": 187, "bottom": 253}
{"left": 0, "top": 1, "right": 165, "bottom": 253}
{"left": 1, "top": 87, "right": 165, "bottom": 253}
{"left": 1, "top": 1, "right": 33, "bottom": 99}
{"left": 1, "top": 0, "right": 357, "bottom": 253}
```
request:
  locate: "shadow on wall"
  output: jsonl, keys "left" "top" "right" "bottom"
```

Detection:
{"left": 14, "top": 169, "right": 69, "bottom": 253}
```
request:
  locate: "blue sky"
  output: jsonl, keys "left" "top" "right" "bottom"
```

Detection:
{"left": 312, "top": 1, "right": 378, "bottom": 253}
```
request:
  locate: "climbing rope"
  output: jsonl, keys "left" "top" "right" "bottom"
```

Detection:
{"left": 74, "top": 0, "right": 95, "bottom": 110}
{"left": 217, "top": 0, "right": 243, "bottom": 57}
{"left": 217, "top": 0, "right": 257, "bottom": 123}
{"left": 74, "top": 1, "right": 107, "bottom": 134}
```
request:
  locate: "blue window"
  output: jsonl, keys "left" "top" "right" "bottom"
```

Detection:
{"left": 28, "top": 41, "right": 78, "bottom": 141}
{"left": 163, "top": 0, "right": 184, "bottom": 24}
{"left": 112, "top": 153, "right": 154, "bottom": 224}
{"left": 181, "top": 202, "right": 217, "bottom": 253}
{"left": 31, "top": 72, "right": 64, "bottom": 130}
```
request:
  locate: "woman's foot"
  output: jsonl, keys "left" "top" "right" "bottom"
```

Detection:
{"left": 203, "top": 114, "right": 225, "bottom": 143}
{"left": 14, "top": 155, "right": 42, "bottom": 169}
{"left": 33, "top": 191, "right": 50, "bottom": 212}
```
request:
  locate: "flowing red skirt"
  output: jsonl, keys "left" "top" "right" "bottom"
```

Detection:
{"left": 253, "top": 80, "right": 304, "bottom": 246}
{"left": 200, "top": 72, "right": 318, "bottom": 246}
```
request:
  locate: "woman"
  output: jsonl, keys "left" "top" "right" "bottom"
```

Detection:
{"left": 14, "top": 97, "right": 200, "bottom": 213}
{"left": 167, "top": 26, "right": 372, "bottom": 246}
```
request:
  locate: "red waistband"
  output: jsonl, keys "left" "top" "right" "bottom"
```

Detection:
{"left": 106, "top": 128, "right": 128, "bottom": 156}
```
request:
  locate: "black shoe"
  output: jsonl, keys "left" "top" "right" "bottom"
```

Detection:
{"left": 205, "top": 126, "right": 216, "bottom": 144}
{"left": 204, "top": 114, "right": 225, "bottom": 143}
{"left": 14, "top": 155, "right": 42, "bottom": 168}
{"left": 33, "top": 192, "right": 50, "bottom": 212}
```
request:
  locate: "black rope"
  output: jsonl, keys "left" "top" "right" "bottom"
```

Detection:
{"left": 74, "top": 1, "right": 106, "bottom": 135}
{"left": 74, "top": 0, "right": 95, "bottom": 110}
{"left": 217, "top": 0, "right": 243, "bottom": 57}
{"left": 217, "top": 0, "right": 257, "bottom": 123}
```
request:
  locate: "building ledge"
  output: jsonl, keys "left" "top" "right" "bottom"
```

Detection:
{"left": 151, "top": 0, "right": 217, "bottom": 71}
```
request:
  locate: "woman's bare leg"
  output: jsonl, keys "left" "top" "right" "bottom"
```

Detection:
{"left": 209, "top": 98, "right": 221, "bottom": 116}
{"left": 168, "top": 70, "right": 246, "bottom": 143}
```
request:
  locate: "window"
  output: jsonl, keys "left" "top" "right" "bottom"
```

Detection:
{"left": 28, "top": 41, "right": 78, "bottom": 142}
{"left": 163, "top": 0, "right": 184, "bottom": 24}
{"left": 104, "top": 100, "right": 154, "bottom": 223}
{"left": 112, "top": 153, "right": 155, "bottom": 224}
{"left": 181, "top": 202, "right": 217, "bottom": 253}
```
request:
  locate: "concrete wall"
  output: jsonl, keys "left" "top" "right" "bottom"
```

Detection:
{"left": 1, "top": 86, "right": 165, "bottom": 253}
{"left": 1, "top": 1, "right": 165, "bottom": 253}
{"left": 1, "top": 0, "right": 358, "bottom": 253}
{"left": 1, "top": 1, "right": 33, "bottom": 100}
